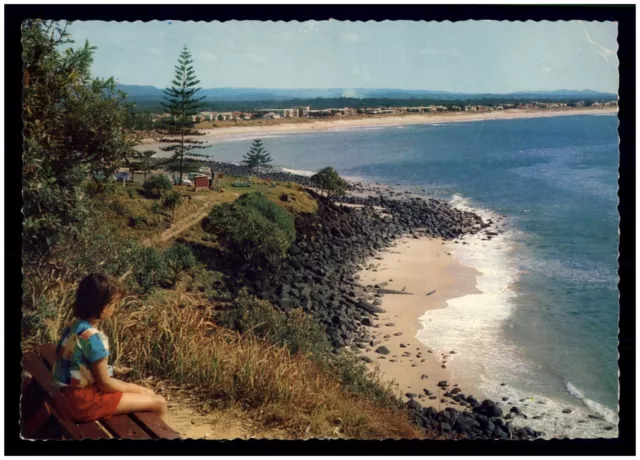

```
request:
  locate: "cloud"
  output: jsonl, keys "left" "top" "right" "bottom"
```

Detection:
{"left": 542, "top": 67, "right": 551, "bottom": 73}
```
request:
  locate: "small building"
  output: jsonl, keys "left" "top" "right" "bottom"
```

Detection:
{"left": 193, "top": 175, "right": 210, "bottom": 190}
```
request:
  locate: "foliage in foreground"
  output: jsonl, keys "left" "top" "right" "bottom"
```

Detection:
{"left": 22, "top": 20, "right": 134, "bottom": 254}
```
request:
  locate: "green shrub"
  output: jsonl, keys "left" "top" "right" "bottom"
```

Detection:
{"left": 129, "top": 215, "right": 147, "bottom": 228}
{"left": 203, "top": 192, "right": 295, "bottom": 267}
{"left": 129, "top": 245, "right": 166, "bottom": 293}
{"left": 143, "top": 175, "right": 172, "bottom": 197}
{"left": 188, "top": 265, "right": 229, "bottom": 300}
{"left": 162, "top": 190, "right": 183, "bottom": 221}
{"left": 127, "top": 188, "right": 136, "bottom": 199}
{"left": 163, "top": 243, "right": 196, "bottom": 285}
{"left": 150, "top": 201, "right": 162, "bottom": 214}
{"left": 236, "top": 192, "right": 296, "bottom": 241}
{"left": 311, "top": 167, "right": 348, "bottom": 200}
{"left": 220, "top": 290, "right": 330, "bottom": 356}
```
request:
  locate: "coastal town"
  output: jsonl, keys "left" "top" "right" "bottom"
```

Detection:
{"left": 167, "top": 99, "right": 618, "bottom": 123}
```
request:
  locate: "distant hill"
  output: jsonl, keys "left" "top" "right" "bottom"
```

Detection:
{"left": 116, "top": 85, "right": 617, "bottom": 109}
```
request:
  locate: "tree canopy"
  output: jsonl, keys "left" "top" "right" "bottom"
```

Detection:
{"left": 310, "top": 167, "right": 348, "bottom": 200}
{"left": 22, "top": 20, "right": 134, "bottom": 255}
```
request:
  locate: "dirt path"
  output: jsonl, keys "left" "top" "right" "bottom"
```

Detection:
{"left": 142, "top": 196, "right": 215, "bottom": 247}
{"left": 165, "top": 395, "right": 287, "bottom": 440}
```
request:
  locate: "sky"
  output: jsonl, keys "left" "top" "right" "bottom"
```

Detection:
{"left": 67, "top": 20, "right": 619, "bottom": 93}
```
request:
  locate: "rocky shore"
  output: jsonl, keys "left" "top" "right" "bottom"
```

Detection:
{"left": 206, "top": 161, "right": 539, "bottom": 439}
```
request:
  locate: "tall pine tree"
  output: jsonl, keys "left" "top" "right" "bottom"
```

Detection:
{"left": 241, "top": 139, "right": 273, "bottom": 176}
{"left": 156, "top": 46, "right": 210, "bottom": 184}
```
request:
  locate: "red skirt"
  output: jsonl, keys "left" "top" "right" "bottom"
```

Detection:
{"left": 60, "top": 384, "right": 123, "bottom": 422}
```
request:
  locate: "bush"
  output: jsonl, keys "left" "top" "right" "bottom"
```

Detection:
{"left": 129, "top": 245, "right": 166, "bottom": 293}
{"left": 236, "top": 192, "right": 296, "bottom": 241}
{"left": 220, "top": 290, "right": 330, "bottom": 356}
{"left": 162, "top": 190, "right": 183, "bottom": 221}
{"left": 163, "top": 243, "right": 196, "bottom": 285}
{"left": 143, "top": 175, "right": 172, "bottom": 197}
{"left": 128, "top": 215, "right": 147, "bottom": 228}
{"left": 203, "top": 193, "right": 295, "bottom": 267}
{"left": 188, "top": 265, "right": 229, "bottom": 301}
{"left": 150, "top": 200, "right": 163, "bottom": 214}
{"left": 311, "top": 167, "right": 348, "bottom": 200}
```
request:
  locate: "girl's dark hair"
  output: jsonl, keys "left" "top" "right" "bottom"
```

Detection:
{"left": 73, "top": 274, "right": 124, "bottom": 320}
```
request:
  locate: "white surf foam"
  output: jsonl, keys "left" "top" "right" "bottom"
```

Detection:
{"left": 281, "top": 167, "right": 316, "bottom": 177}
{"left": 415, "top": 193, "right": 618, "bottom": 439}
{"left": 566, "top": 381, "right": 619, "bottom": 426}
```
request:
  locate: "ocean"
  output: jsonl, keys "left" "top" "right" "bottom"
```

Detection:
{"left": 204, "top": 114, "right": 620, "bottom": 438}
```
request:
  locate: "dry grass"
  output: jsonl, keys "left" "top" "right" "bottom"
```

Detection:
{"left": 22, "top": 268, "right": 423, "bottom": 440}
{"left": 98, "top": 177, "right": 317, "bottom": 246}
{"left": 103, "top": 290, "right": 422, "bottom": 439}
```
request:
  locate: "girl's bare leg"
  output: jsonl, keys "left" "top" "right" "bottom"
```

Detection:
{"left": 115, "top": 393, "right": 168, "bottom": 421}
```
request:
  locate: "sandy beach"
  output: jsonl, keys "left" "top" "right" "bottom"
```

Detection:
{"left": 357, "top": 236, "right": 483, "bottom": 410}
{"left": 138, "top": 107, "right": 617, "bottom": 152}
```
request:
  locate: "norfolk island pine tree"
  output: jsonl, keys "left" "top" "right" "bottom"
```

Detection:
{"left": 156, "top": 45, "right": 211, "bottom": 184}
{"left": 241, "top": 139, "right": 273, "bottom": 177}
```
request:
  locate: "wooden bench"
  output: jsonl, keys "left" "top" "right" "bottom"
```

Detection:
{"left": 21, "top": 344, "right": 181, "bottom": 440}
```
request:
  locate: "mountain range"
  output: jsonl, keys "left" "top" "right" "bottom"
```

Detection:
{"left": 116, "top": 84, "right": 617, "bottom": 104}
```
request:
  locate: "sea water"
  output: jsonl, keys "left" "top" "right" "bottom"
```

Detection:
{"left": 206, "top": 114, "right": 620, "bottom": 438}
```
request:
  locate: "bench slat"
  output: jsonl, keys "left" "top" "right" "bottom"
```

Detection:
{"left": 131, "top": 412, "right": 181, "bottom": 440}
{"left": 21, "top": 352, "right": 85, "bottom": 439}
{"left": 101, "top": 415, "right": 152, "bottom": 440}
{"left": 38, "top": 343, "right": 57, "bottom": 369}
{"left": 77, "top": 421, "right": 112, "bottom": 440}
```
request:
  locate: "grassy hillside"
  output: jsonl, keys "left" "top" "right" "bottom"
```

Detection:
{"left": 22, "top": 177, "right": 432, "bottom": 440}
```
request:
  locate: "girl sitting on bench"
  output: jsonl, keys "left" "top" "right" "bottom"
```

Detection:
{"left": 53, "top": 274, "right": 168, "bottom": 422}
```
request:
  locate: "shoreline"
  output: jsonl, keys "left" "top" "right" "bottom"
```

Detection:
{"left": 348, "top": 186, "right": 618, "bottom": 438}
{"left": 357, "top": 236, "right": 484, "bottom": 409}
{"left": 138, "top": 107, "right": 617, "bottom": 150}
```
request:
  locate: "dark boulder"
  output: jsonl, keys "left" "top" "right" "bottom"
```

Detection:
{"left": 375, "top": 346, "right": 391, "bottom": 355}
